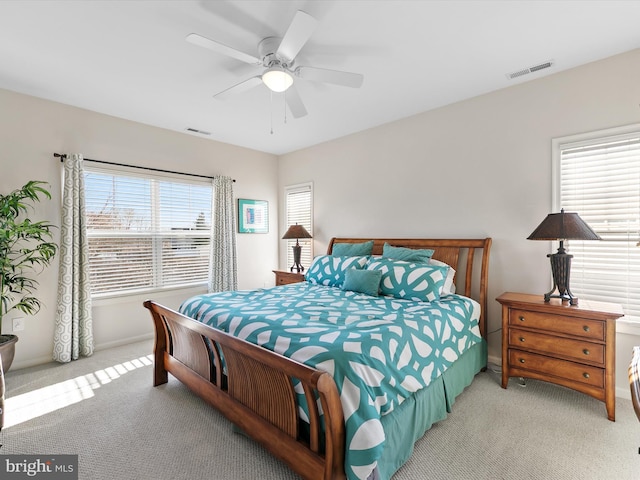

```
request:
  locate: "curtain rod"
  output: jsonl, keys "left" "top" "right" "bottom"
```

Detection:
{"left": 53, "top": 153, "right": 235, "bottom": 182}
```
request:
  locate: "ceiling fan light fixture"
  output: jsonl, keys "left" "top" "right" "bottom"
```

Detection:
{"left": 262, "top": 66, "right": 293, "bottom": 93}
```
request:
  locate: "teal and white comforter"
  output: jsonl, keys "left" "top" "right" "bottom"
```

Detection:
{"left": 179, "top": 282, "right": 481, "bottom": 480}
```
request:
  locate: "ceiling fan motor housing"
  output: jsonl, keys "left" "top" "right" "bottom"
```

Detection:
{"left": 258, "top": 37, "right": 293, "bottom": 69}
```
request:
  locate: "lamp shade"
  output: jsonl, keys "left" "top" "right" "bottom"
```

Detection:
{"left": 282, "top": 224, "right": 312, "bottom": 240}
{"left": 527, "top": 209, "right": 601, "bottom": 241}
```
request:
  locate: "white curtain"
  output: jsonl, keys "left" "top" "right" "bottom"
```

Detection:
{"left": 53, "top": 154, "right": 94, "bottom": 363}
{"left": 209, "top": 176, "right": 237, "bottom": 292}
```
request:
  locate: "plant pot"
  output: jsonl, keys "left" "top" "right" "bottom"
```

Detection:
{"left": 0, "top": 335, "right": 18, "bottom": 373}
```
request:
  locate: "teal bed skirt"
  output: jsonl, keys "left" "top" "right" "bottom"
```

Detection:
{"left": 233, "top": 339, "right": 487, "bottom": 479}
{"left": 376, "top": 339, "right": 487, "bottom": 479}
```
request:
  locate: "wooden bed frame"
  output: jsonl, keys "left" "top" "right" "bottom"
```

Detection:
{"left": 144, "top": 237, "right": 491, "bottom": 480}
{"left": 631, "top": 346, "right": 640, "bottom": 422}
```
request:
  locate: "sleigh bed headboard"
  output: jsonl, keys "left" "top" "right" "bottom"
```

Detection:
{"left": 326, "top": 237, "right": 492, "bottom": 337}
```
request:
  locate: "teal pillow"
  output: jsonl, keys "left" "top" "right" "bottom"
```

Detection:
{"left": 382, "top": 243, "right": 434, "bottom": 263}
{"left": 305, "top": 255, "right": 368, "bottom": 288}
{"left": 366, "top": 258, "right": 447, "bottom": 302}
{"left": 342, "top": 268, "right": 382, "bottom": 297}
{"left": 332, "top": 240, "right": 374, "bottom": 256}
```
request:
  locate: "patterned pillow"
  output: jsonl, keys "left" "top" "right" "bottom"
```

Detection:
{"left": 306, "top": 255, "right": 368, "bottom": 288}
{"left": 382, "top": 243, "right": 434, "bottom": 263}
{"left": 332, "top": 240, "right": 374, "bottom": 256}
{"left": 366, "top": 257, "right": 448, "bottom": 302}
{"left": 430, "top": 258, "right": 456, "bottom": 295}
{"left": 341, "top": 268, "right": 382, "bottom": 296}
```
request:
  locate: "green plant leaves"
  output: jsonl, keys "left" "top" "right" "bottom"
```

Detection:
{"left": 0, "top": 181, "right": 58, "bottom": 334}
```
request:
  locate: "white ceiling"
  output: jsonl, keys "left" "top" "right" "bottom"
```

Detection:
{"left": 1, "top": 1, "right": 639, "bottom": 155}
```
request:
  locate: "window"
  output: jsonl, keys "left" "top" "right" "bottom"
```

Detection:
{"left": 284, "top": 183, "right": 313, "bottom": 269}
{"left": 84, "top": 165, "right": 213, "bottom": 297}
{"left": 553, "top": 125, "right": 640, "bottom": 321}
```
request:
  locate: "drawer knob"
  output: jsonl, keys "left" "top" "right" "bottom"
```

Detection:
{"left": 518, "top": 316, "right": 525, "bottom": 322}
{"left": 519, "top": 358, "right": 525, "bottom": 364}
{"left": 583, "top": 348, "right": 590, "bottom": 356}
{"left": 583, "top": 372, "right": 590, "bottom": 379}
{"left": 519, "top": 337, "right": 526, "bottom": 342}
{"left": 583, "top": 325, "right": 590, "bottom": 332}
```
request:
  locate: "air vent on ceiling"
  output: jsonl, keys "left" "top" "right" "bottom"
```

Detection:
{"left": 186, "top": 127, "right": 211, "bottom": 136}
{"left": 506, "top": 60, "right": 554, "bottom": 80}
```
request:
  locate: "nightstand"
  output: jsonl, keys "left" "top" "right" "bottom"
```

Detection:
{"left": 273, "top": 270, "right": 305, "bottom": 286}
{"left": 496, "top": 292, "right": 624, "bottom": 421}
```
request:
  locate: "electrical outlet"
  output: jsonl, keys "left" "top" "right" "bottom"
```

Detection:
{"left": 12, "top": 317, "right": 25, "bottom": 332}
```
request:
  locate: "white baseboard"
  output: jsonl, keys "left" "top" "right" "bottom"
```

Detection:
{"left": 93, "top": 333, "right": 154, "bottom": 352}
{"left": 11, "top": 354, "right": 54, "bottom": 371}
{"left": 616, "top": 386, "right": 631, "bottom": 400}
{"left": 10, "top": 333, "right": 154, "bottom": 371}
{"left": 488, "top": 354, "right": 501, "bottom": 367}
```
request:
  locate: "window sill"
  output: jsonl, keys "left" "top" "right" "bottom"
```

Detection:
{"left": 92, "top": 284, "right": 207, "bottom": 307}
{"left": 617, "top": 318, "right": 640, "bottom": 336}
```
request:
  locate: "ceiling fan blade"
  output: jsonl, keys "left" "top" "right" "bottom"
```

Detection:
{"left": 214, "top": 76, "right": 263, "bottom": 100}
{"left": 276, "top": 10, "right": 318, "bottom": 63}
{"left": 186, "top": 33, "right": 261, "bottom": 65}
{"left": 296, "top": 66, "right": 364, "bottom": 88}
{"left": 285, "top": 84, "right": 307, "bottom": 118}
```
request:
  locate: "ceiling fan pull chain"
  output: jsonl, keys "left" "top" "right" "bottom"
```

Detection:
{"left": 284, "top": 89, "right": 288, "bottom": 124}
{"left": 270, "top": 90, "right": 274, "bottom": 135}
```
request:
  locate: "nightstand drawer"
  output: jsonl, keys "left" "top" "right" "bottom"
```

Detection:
{"left": 509, "top": 308, "right": 604, "bottom": 341}
{"left": 508, "top": 349, "right": 604, "bottom": 389}
{"left": 273, "top": 270, "right": 305, "bottom": 286}
{"left": 509, "top": 328, "right": 605, "bottom": 365}
{"left": 276, "top": 276, "right": 295, "bottom": 286}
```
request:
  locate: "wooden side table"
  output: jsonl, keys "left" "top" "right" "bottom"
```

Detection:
{"left": 497, "top": 292, "right": 624, "bottom": 421}
{"left": 273, "top": 270, "right": 305, "bottom": 286}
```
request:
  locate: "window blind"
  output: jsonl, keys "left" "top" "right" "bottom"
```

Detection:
{"left": 85, "top": 166, "right": 213, "bottom": 296}
{"left": 285, "top": 183, "right": 313, "bottom": 269}
{"left": 556, "top": 132, "right": 640, "bottom": 321}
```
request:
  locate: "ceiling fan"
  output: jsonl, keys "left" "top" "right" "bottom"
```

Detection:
{"left": 186, "top": 10, "right": 364, "bottom": 118}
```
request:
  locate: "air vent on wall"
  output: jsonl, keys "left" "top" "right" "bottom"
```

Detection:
{"left": 506, "top": 60, "right": 554, "bottom": 80}
{"left": 186, "top": 127, "right": 211, "bottom": 136}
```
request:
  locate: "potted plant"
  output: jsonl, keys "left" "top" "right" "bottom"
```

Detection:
{"left": 0, "top": 180, "right": 58, "bottom": 373}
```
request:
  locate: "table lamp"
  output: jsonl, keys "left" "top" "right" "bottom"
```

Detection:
{"left": 527, "top": 209, "right": 600, "bottom": 305}
{"left": 282, "top": 223, "right": 312, "bottom": 273}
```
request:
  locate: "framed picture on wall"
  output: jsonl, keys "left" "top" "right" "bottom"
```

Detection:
{"left": 238, "top": 199, "right": 269, "bottom": 233}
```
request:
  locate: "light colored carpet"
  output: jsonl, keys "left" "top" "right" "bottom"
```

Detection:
{"left": 2, "top": 340, "right": 639, "bottom": 479}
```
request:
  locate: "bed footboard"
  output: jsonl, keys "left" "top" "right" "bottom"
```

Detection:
{"left": 143, "top": 300, "right": 346, "bottom": 480}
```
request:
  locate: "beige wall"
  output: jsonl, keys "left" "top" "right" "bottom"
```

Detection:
{"left": 278, "top": 48, "right": 640, "bottom": 398}
{"left": 0, "top": 88, "right": 278, "bottom": 369}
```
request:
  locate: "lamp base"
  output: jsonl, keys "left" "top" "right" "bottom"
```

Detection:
{"left": 290, "top": 243, "right": 304, "bottom": 273}
{"left": 290, "top": 263, "right": 304, "bottom": 273}
{"left": 544, "top": 291, "right": 578, "bottom": 305}
{"left": 544, "top": 249, "right": 578, "bottom": 305}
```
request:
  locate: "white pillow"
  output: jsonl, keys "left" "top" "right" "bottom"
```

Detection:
{"left": 429, "top": 259, "right": 456, "bottom": 295}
